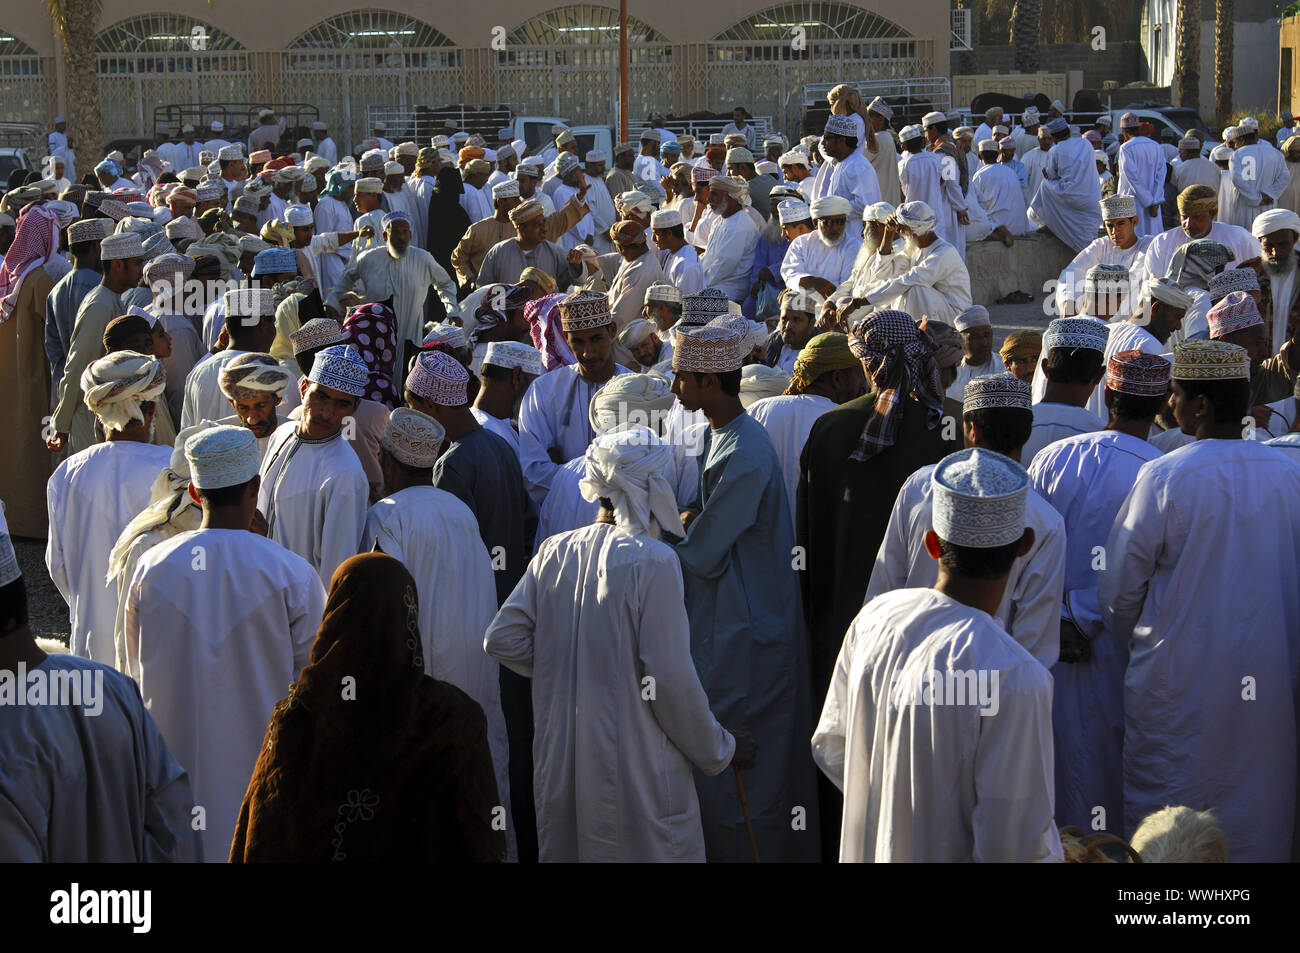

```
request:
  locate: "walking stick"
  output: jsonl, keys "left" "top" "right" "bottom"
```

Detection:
{"left": 733, "top": 763, "right": 761, "bottom": 863}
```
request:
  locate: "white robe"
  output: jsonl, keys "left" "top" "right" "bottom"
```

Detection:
{"left": 809, "top": 149, "right": 882, "bottom": 228}
{"left": 812, "top": 588, "right": 1062, "bottom": 863}
{"left": 945, "top": 352, "right": 1006, "bottom": 402}
{"left": 700, "top": 211, "right": 760, "bottom": 302}
{"left": 868, "top": 131, "right": 902, "bottom": 206}
{"left": 517, "top": 363, "right": 632, "bottom": 506}
{"left": 313, "top": 195, "right": 353, "bottom": 292}
{"left": 780, "top": 230, "right": 862, "bottom": 291}
{"left": 1022, "top": 145, "right": 1050, "bottom": 200}
{"left": 1223, "top": 142, "right": 1291, "bottom": 230}
{"left": 583, "top": 177, "right": 618, "bottom": 254}
{"left": 863, "top": 464, "right": 1066, "bottom": 669}
{"left": 971, "top": 162, "right": 1030, "bottom": 234}
{"left": 0, "top": 654, "right": 202, "bottom": 861}
{"left": 364, "top": 487, "right": 514, "bottom": 857}
{"left": 1141, "top": 222, "right": 1260, "bottom": 286}
{"left": 1027, "top": 136, "right": 1103, "bottom": 252}
{"left": 257, "top": 421, "right": 368, "bottom": 586}
{"left": 1023, "top": 401, "right": 1106, "bottom": 464}
{"left": 46, "top": 441, "right": 171, "bottom": 663}
{"left": 485, "top": 522, "right": 735, "bottom": 862}
{"left": 1170, "top": 156, "right": 1222, "bottom": 193}
{"left": 746, "top": 394, "right": 836, "bottom": 525}
{"left": 1100, "top": 439, "right": 1300, "bottom": 860}
{"left": 551, "top": 182, "right": 593, "bottom": 252}
{"left": 469, "top": 408, "right": 519, "bottom": 454}
{"left": 1116, "top": 136, "right": 1168, "bottom": 237}
{"left": 124, "top": 528, "right": 323, "bottom": 863}
{"left": 660, "top": 245, "right": 705, "bottom": 297}
{"left": 1027, "top": 430, "right": 1161, "bottom": 831}
{"left": 862, "top": 237, "right": 972, "bottom": 326}
{"left": 1055, "top": 235, "right": 1154, "bottom": 317}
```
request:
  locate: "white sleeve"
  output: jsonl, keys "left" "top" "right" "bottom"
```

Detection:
{"left": 289, "top": 564, "right": 327, "bottom": 675}
{"left": 780, "top": 236, "right": 812, "bottom": 289}
{"left": 483, "top": 556, "right": 540, "bottom": 678}
{"left": 44, "top": 475, "right": 69, "bottom": 603}
{"left": 1098, "top": 474, "right": 1163, "bottom": 646}
{"left": 810, "top": 626, "right": 854, "bottom": 791}
{"left": 1004, "top": 516, "right": 1067, "bottom": 669}
{"left": 862, "top": 483, "right": 914, "bottom": 607}
{"left": 315, "top": 471, "right": 368, "bottom": 587}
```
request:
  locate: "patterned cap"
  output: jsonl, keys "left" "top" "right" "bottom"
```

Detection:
{"left": 556, "top": 153, "right": 581, "bottom": 176}
{"left": 1044, "top": 317, "right": 1108, "bottom": 353}
{"left": 896, "top": 200, "right": 937, "bottom": 234}
{"left": 224, "top": 287, "right": 276, "bottom": 319}
{"left": 185, "top": 425, "right": 261, "bottom": 490}
{"left": 515, "top": 162, "right": 542, "bottom": 177}
{"left": 219, "top": 351, "right": 293, "bottom": 399}
{"left": 1172, "top": 339, "right": 1250, "bottom": 381}
{"left": 483, "top": 340, "right": 543, "bottom": 376}
{"left": 1085, "top": 263, "right": 1129, "bottom": 291}
{"left": 380, "top": 407, "right": 445, "bottom": 468}
{"left": 242, "top": 177, "right": 272, "bottom": 198}
{"left": 919, "top": 111, "right": 946, "bottom": 129}
{"left": 681, "top": 288, "right": 731, "bottom": 325}
{"left": 673, "top": 316, "right": 749, "bottom": 374}
{"left": 963, "top": 372, "right": 1031, "bottom": 411}
{"left": 725, "top": 147, "right": 755, "bottom": 165}
{"left": 422, "top": 322, "right": 469, "bottom": 350}
{"left": 1208, "top": 268, "right": 1261, "bottom": 302}
{"left": 143, "top": 252, "right": 195, "bottom": 283}
{"left": 252, "top": 246, "right": 296, "bottom": 276}
{"left": 284, "top": 204, "right": 313, "bottom": 227}
{"left": 1099, "top": 194, "right": 1136, "bottom": 219}
{"left": 100, "top": 232, "right": 145, "bottom": 260}
{"left": 1107, "top": 349, "right": 1172, "bottom": 396}
{"left": 274, "top": 166, "right": 305, "bottom": 184}
{"left": 407, "top": 349, "right": 469, "bottom": 405}
{"left": 194, "top": 180, "right": 225, "bottom": 202}
{"left": 867, "top": 96, "right": 892, "bottom": 118}
{"left": 645, "top": 282, "right": 682, "bottom": 305}
{"left": 953, "top": 305, "right": 990, "bottom": 331}
{"left": 307, "top": 344, "right": 368, "bottom": 397}
{"left": 930, "top": 448, "right": 1029, "bottom": 548}
{"left": 237, "top": 234, "right": 270, "bottom": 255}
{"left": 1046, "top": 117, "right": 1069, "bottom": 135}
{"left": 68, "top": 218, "right": 112, "bottom": 245}
{"left": 291, "top": 317, "right": 346, "bottom": 355}
{"left": 1207, "top": 291, "right": 1264, "bottom": 339}
{"left": 381, "top": 210, "right": 411, "bottom": 229}
{"left": 649, "top": 208, "right": 681, "bottom": 229}
{"left": 558, "top": 290, "right": 613, "bottom": 331}
{"left": 353, "top": 176, "right": 383, "bottom": 195}
{"left": 824, "top": 115, "right": 858, "bottom": 138}
{"left": 217, "top": 145, "right": 243, "bottom": 161}
{"left": 492, "top": 180, "right": 520, "bottom": 199}
{"left": 776, "top": 200, "right": 812, "bottom": 225}
{"left": 690, "top": 165, "right": 719, "bottom": 183}
{"left": 1120, "top": 112, "right": 1141, "bottom": 129}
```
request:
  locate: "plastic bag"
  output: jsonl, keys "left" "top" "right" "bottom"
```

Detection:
{"left": 755, "top": 281, "right": 781, "bottom": 322}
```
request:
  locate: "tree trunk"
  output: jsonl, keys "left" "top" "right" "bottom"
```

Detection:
{"left": 1174, "top": 0, "right": 1201, "bottom": 111}
{"left": 1214, "top": 0, "right": 1234, "bottom": 125}
{"left": 54, "top": 1, "right": 103, "bottom": 167}
{"left": 1010, "top": 0, "right": 1041, "bottom": 73}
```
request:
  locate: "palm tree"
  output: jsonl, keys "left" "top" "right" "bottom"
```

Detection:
{"left": 1174, "top": 0, "right": 1201, "bottom": 110}
{"left": 1214, "top": 0, "right": 1234, "bottom": 125}
{"left": 1010, "top": 0, "right": 1041, "bottom": 73}
{"left": 45, "top": 0, "right": 103, "bottom": 163}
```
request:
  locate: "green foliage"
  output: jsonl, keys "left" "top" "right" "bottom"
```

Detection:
{"left": 1233, "top": 109, "right": 1287, "bottom": 143}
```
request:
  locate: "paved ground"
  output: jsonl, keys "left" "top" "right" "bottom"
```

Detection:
{"left": 17, "top": 292, "right": 1051, "bottom": 650}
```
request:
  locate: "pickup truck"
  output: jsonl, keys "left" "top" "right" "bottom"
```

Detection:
{"left": 510, "top": 116, "right": 611, "bottom": 160}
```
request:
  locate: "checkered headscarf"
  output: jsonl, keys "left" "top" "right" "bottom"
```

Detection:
{"left": 846, "top": 309, "right": 944, "bottom": 462}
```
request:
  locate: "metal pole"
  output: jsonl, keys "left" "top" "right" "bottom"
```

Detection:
{"left": 619, "top": 0, "right": 629, "bottom": 143}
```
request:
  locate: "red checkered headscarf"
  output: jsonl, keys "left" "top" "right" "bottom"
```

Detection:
{"left": 0, "top": 204, "right": 59, "bottom": 323}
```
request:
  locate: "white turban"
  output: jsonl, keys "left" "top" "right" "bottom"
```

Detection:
{"left": 616, "top": 191, "right": 653, "bottom": 215}
{"left": 739, "top": 363, "right": 791, "bottom": 408}
{"left": 578, "top": 425, "right": 683, "bottom": 539}
{"left": 588, "top": 372, "right": 676, "bottom": 436}
{"left": 810, "top": 196, "right": 851, "bottom": 219}
{"left": 895, "top": 200, "right": 937, "bottom": 235}
{"left": 1252, "top": 208, "right": 1300, "bottom": 239}
{"left": 864, "top": 201, "right": 895, "bottom": 223}
{"left": 81, "top": 351, "right": 166, "bottom": 432}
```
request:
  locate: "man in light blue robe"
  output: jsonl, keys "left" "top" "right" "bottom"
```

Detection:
{"left": 668, "top": 317, "right": 821, "bottom": 862}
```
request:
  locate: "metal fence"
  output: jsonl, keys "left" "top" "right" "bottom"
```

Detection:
{"left": 9, "top": 37, "right": 935, "bottom": 146}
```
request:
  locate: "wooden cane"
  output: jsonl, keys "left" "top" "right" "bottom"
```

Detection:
{"left": 733, "top": 764, "right": 761, "bottom": 863}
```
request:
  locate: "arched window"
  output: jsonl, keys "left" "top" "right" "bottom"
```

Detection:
{"left": 507, "top": 5, "right": 667, "bottom": 45}
{"left": 714, "top": 2, "right": 909, "bottom": 41}
{"left": 96, "top": 14, "right": 243, "bottom": 53}
{"left": 0, "top": 29, "right": 37, "bottom": 56}
{"left": 290, "top": 9, "right": 452, "bottom": 49}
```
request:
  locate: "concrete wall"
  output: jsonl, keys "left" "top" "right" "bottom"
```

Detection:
{"left": 975, "top": 42, "right": 1143, "bottom": 91}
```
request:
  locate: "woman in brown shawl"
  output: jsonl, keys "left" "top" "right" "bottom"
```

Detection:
{"left": 230, "top": 553, "right": 505, "bottom": 862}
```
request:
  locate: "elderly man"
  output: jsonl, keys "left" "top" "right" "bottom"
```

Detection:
{"left": 1222, "top": 117, "right": 1291, "bottom": 231}
{"left": 814, "top": 448, "right": 1060, "bottom": 863}
{"left": 748, "top": 331, "right": 864, "bottom": 523}
{"left": 650, "top": 207, "right": 705, "bottom": 297}
{"left": 48, "top": 232, "right": 146, "bottom": 455}
{"left": 1027, "top": 118, "right": 1103, "bottom": 251}
{"left": 1101, "top": 340, "right": 1300, "bottom": 861}
{"left": 699, "top": 176, "right": 760, "bottom": 302}
{"left": 1251, "top": 208, "right": 1300, "bottom": 352}
{"left": 811, "top": 115, "right": 882, "bottom": 230}
{"left": 1056, "top": 194, "right": 1155, "bottom": 316}
{"left": 836, "top": 201, "right": 899, "bottom": 298}
{"left": 780, "top": 196, "right": 862, "bottom": 297}
{"left": 851, "top": 200, "right": 972, "bottom": 325}
{"left": 327, "top": 211, "right": 458, "bottom": 380}
{"left": 607, "top": 221, "right": 665, "bottom": 336}
{"left": 668, "top": 316, "right": 821, "bottom": 863}
{"left": 1143, "top": 184, "right": 1260, "bottom": 287}
{"left": 1027, "top": 349, "right": 1170, "bottom": 832}
{"left": 47, "top": 352, "right": 172, "bottom": 663}
{"left": 946, "top": 306, "right": 1006, "bottom": 401}
{"left": 125, "top": 425, "right": 323, "bottom": 863}
{"left": 1116, "top": 112, "right": 1168, "bottom": 238}
{"left": 487, "top": 425, "right": 747, "bottom": 862}
{"left": 476, "top": 199, "right": 584, "bottom": 291}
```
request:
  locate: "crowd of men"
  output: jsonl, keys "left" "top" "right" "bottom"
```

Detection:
{"left": 1, "top": 89, "right": 1299, "bottom": 863}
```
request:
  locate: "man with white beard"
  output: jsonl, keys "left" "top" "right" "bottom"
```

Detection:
{"left": 898, "top": 125, "right": 965, "bottom": 260}
{"left": 1253, "top": 208, "right": 1300, "bottom": 352}
{"left": 849, "top": 201, "right": 972, "bottom": 325}
{"left": 780, "top": 196, "right": 862, "bottom": 296}
{"left": 837, "top": 202, "right": 900, "bottom": 298}
{"left": 1028, "top": 118, "right": 1102, "bottom": 252}
{"left": 1221, "top": 117, "right": 1291, "bottom": 231}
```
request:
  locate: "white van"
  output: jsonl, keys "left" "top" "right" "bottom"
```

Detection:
{"left": 511, "top": 116, "right": 612, "bottom": 161}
